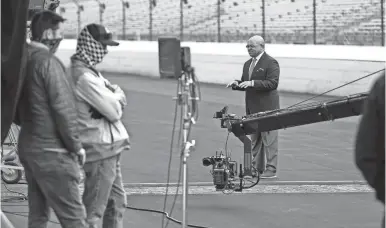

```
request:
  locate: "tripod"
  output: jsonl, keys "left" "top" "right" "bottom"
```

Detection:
{"left": 175, "top": 66, "right": 199, "bottom": 228}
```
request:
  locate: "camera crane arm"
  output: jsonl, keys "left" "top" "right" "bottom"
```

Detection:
{"left": 218, "top": 92, "right": 367, "bottom": 137}
{"left": 210, "top": 93, "right": 368, "bottom": 187}
{"left": 204, "top": 92, "right": 369, "bottom": 193}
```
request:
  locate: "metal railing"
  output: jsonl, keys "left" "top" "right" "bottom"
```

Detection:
{"left": 59, "top": 0, "right": 385, "bottom": 46}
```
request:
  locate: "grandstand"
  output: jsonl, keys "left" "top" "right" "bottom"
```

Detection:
{"left": 59, "top": 0, "right": 384, "bottom": 45}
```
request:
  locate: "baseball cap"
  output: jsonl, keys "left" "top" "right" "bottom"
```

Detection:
{"left": 86, "top": 23, "right": 119, "bottom": 46}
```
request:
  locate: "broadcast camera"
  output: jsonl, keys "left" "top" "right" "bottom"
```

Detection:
{"left": 202, "top": 152, "right": 239, "bottom": 191}
{"left": 202, "top": 106, "right": 261, "bottom": 193}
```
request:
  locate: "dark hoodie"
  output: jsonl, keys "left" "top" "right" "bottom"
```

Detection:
{"left": 15, "top": 41, "right": 82, "bottom": 155}
{"left": 355, "top": 71, "right": 385, "bottom": 204}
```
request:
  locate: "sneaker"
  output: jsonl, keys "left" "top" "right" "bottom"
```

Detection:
{"left": 260, "top": 170, "right": 277, "bottom": 179}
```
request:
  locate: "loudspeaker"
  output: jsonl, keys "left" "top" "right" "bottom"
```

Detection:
{"left": 180, "top": 46, "right": 191, "bottom": 70}
{"left": 158, "top": 37, "right": 182, "bottom": 79}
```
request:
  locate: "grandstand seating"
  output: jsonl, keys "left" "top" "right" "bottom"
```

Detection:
{"left": 58, "top": 0, "right": 384, "bottom": 45}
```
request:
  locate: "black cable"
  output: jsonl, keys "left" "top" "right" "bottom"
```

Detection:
{"left": 165, "top": 69, "right": 200, "bottom": 228}
{"left": 163, "top": 95, "right": 184, "bottom": 228}
{"left": 1, "top": 182, "right": 28, "bottom": 202}
{"left": 165, "top": 71, "right": 192, "bottom": 228}
{"left": 125, "top": 204, "right": 211, "bottom": 228}
{"left": 164, "top": 128, "right": 191, "bottom": 228}
{"left": 1, "top": 182, "right": 211, "bottom": 228}
{"left": 0, "top": 70, "right": 207, "bottom": 228}
{"left": 1, "top": 182, "right": 61, "bottom": 225}
{"left": 285, "top": 68, "right": 385, "bottom": 109}
{"left": 161, "top": 78, "right": 182, "bottom": 228}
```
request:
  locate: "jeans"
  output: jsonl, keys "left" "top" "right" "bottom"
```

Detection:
{"left": 19, "top": 152, "right": 88, "bottom": 228}
{"left": 82, "top": 153, "right": 127, "bottom": 228}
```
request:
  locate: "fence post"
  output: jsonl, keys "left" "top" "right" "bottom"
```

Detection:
{"left": 313, "top": 0, "right": 316, "bottom": 44}
{"left": 217, "top": 0, "right": 221, "bottom": 42}
{"left": 180, "top": 0, "right": 184, "bottom": 41}
{"left": 99, "top": 2, "right": 106, "bottom": 25}
{"left": 149, "top": 0, "right": 154, "bottom": 41}
{"left": 93, "top": 0, "right": 105, "bottom": 25}
{"left": 261, "top": 0, "right": 265, "bottom": 40}
{"left": 72, "top": 0, "right": 84, "bottom": 34}
{"left": 121, "top": 1, "right": 129, "bottom": 40}
{"left": 381, "top": 0, "right": 384, "bottom": 46}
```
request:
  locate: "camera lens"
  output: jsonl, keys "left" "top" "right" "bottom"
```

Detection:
{"left": 202, "top": 157, "right": 213, "bottom": 166}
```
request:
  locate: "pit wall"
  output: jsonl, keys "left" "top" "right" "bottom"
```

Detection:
{"left": 56, "top": 39, "right": 385, "bottom": 96}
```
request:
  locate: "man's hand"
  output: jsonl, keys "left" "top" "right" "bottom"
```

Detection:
{"left": 110, "top": 84, "right": 127, "bottom": 107}
{"left": 238, "top": 81, "right": 253, "bottom": 88}
{"left": 226, "top": 80, "right": 239, "bottom": 88}
{"left": 75, "top": 148, "right": 86, "bottom": 166}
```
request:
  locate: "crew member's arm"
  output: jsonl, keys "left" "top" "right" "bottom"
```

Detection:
{"left": 251, "top": 59, "right": 279, "bottom": 91}
{"left": 76, "top": 72, "right": 123, "bottom": 122}
{"left": 43, "top": 57, "right": 82, "bottom": 153}
{"left": 355, "top": 76, "right": 383, "bottom": 189}
{"left": 103, "top": 78, "right": 127, "bottom": 108}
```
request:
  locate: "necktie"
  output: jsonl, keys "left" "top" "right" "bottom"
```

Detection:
{"left": 249, "top": 58, "right": 257, "bottom": 80}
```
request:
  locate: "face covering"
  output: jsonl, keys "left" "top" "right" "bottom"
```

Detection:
{"left": 39, "top": 27, "right": 63, "bottom": 53}
{"left": 71, "top": 27, "right": 108, "bottom": 66}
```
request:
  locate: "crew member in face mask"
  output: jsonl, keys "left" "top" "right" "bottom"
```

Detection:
{"left": 14, "top": 10, "right": 88, "bottom": 228}
{"left": 69, "top": 24, "right": 130, "bottom": 228}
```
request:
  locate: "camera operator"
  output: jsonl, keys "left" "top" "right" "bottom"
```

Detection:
{"left": 226, "top": 35, "right": 280, "bottom": 178}
{"left": 355, "top": 71, "right": 385, "bottom": 227}
{"left": 14, "top": 10, "right": 88, "bottom": 228}
{"left": 69, "top": 24, "right": 130, "bottom": 228}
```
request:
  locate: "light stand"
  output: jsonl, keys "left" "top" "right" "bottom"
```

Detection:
{"left": 176, "top": 66, "right": 199, "bottom": 228}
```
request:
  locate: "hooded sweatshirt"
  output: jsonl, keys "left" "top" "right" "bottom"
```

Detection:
{"left": 69, "top": 27, "right": 130, "bottom": 163}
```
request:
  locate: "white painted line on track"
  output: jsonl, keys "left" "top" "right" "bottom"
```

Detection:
{"left": 124, "top": 184, "right": 373, "bottom": 195}
{"left": 123, "top": 180, "right": 368, "bottom": 187}
{"left": 1, "top": 184, "right": 373, "bottom": 198}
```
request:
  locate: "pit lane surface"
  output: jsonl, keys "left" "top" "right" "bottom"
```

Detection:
{"left": 2, "top": 73, "right": 383, "bottom": 228}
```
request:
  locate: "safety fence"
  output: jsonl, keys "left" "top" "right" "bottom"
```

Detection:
{"left": 56, "top": 0, "right": 384, "bottom": 46}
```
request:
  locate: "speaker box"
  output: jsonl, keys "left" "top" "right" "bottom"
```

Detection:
{"left": 180, "top": 46, "right": 191, "bottom": 70}
{"left": 158, "top": 37, "right": 182, "bottom": 79}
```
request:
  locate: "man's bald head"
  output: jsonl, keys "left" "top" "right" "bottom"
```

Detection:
{"left": 248, "top": 35, "right": 265, "bottom": 46}
{"left": 246, "top": 35, "right": 265, "bottom": 58}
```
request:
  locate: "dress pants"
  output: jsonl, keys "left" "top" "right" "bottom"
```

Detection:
{"left": 251, "top": 130, "right": 279, "bottom": 173}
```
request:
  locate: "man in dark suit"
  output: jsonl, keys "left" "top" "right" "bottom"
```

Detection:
{"left": 227, "top": 35, "right": 280, "bottom": 178}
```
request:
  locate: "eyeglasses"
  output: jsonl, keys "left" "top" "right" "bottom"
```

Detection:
{"left": 246, "top": 45, "right": 256, "bottom": 48}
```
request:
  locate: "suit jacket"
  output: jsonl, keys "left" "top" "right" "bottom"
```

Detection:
{"left": 240, "top": 52, "right": 280, "bottom": 114}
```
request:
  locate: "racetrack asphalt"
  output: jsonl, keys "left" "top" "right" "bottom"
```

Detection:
{"left": 2, "top": 73, "right": 383, "bottom": 228}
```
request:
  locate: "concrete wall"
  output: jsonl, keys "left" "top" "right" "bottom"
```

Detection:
{"left": 56, "top": 39, "right": 386, "bottom": 96}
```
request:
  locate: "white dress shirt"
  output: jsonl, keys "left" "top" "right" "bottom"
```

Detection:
{"left": 249, "top": 51, "right": 265, "bottom": 86}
